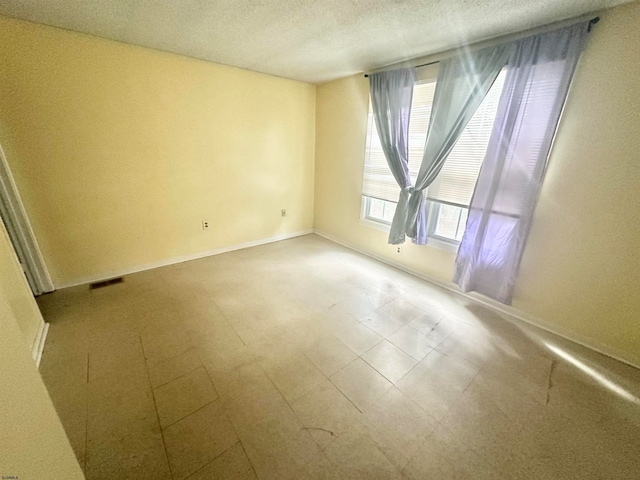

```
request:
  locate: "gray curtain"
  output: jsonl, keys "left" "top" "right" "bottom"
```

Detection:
{"left": 454, "top": 22, "right": 590, "bottom": 304}
{"left": 389, "top": 44, "right": 514, "bottom": 244}
{"left": 369, "top": 68, "right": 416, "bottom": 214}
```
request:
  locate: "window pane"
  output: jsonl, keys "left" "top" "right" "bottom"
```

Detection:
{"left": 455, "top": 208, "right": 469, "bottom": 241}
{"left": 368, "top": 197, "right": 384, "bottom": 220}
{"left": 434, "top": 203, "right": 462, "bottom": 240}
{"left": 382, "top": 201, "right": 397, "bottom": 223}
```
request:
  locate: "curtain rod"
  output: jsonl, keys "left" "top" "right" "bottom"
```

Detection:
{"left": 364, "top": 16, "right": 600, "bottom": 78}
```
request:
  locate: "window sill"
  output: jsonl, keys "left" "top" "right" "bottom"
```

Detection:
{"left": 359, "top": 217, "right": 391, "bottom": 233}
{"left": 427, "top": 236, "right": 460, "bottom": 254}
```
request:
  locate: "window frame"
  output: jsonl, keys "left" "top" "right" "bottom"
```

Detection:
{"left": 361, "top": 63, "right": 502, "bottom": 251}
{"left": 362, "top": 195, "right": 465, "bottom": 251}
{"left": 362, "top": 64, "right": 468, "bottom": 249}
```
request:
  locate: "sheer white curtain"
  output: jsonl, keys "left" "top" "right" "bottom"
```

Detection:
{"left": 454, "top": 22, "right": 590, "bottom": 304}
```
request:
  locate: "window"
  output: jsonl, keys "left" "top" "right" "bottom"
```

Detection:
{"left": 362, "top": 69, "right": 506, "bottom": 249}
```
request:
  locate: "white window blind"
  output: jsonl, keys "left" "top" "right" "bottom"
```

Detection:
{"left": 362, "top": 81, "right": 436, "bottom": 203}
{"left": 426, "top": 70, "right": 507, "bottom": 207}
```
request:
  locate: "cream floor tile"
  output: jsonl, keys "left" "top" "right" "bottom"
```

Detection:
{"left": 473, "top": 351, "right": 553, "bottom": 415}
{"left": 424, "top": 316, "right": 467, "bottom": 344}
{"left": 324, "top": 428, "right": 401, "bottom": 479}
{"left": 378, "top": 298, "right": 424, "bottom": 324}
{"left": 141, "top": 323, "right": 194, "bottom": 367}
{"left": 163, "top": 400, "right": 238, "bottom": 480}
{"left": 187, "top": 317, "right": 242, "bottom": 348}
{"left": 361, "top": 340, "right": 418, "bottom": 384}
{"left": 331, "top": 359, "right": 393, "bottom": 412}
{"left": 363, "top": 387, "right": 436, "bottom": 470}
{"left": 86, "top": 418, "right": 171, "bottom": 480}
{"left": 304, "top": 335, "right": 358, "bottom": 376}
{"left": 148, "top": 348, "right": 203, "bottom": 388}
{"left": 331, "top": 320, "right": 383, "bottom": 356}
{"left": 206, "top": 362, "right": 268, "bottom": 402}
{"left": 197, "top": 333, "right": 255, "bottom": 375}
{"left": 88, "top": 332, "right": 146, "bottom": 383}
{"left": 260, "top": 351, "right": 327, "bottom": 403}
{"left": 185, "top": 443, "right": 256, "bottom": 480}
{"left": 223, "top": 368, "right": 292, "bottom": 431}
{"left": 407, "top": 308, "right": 443, "bottom": 334}
{"left": 386, "top": 325, "right": 437, "bottom": 360}
{"left": 37, "top": 235, "right": 640, "bottom": 480}
{"left": 294, "top": 451, "right": 344, "bottom": 479}
{"left": 402, "top": 424, "right": 498, "bottom": 480}
{"left": 396, "top": 352, "right": 480, "bottom": 421}
{"left": 131, "top": 305, "right": 185, "bottom": 333}
{"left": 358, "top": 309, "right": 406, "bottom": 338}
{"left": 235, "top": 407, "right": 322, "bottom": 479}
{"left": 39, "top": 341, "right": 89, "bottom": 391}
{"left": 290, "top": 379, "right": 364, "bottom": 449}
{"left": 334, "top": 296, "right": 383, "bottom": 317}
{"left": 154, "top": 367, "right": 218, "bottom": 428}
{"left": 420, "top": 349, "right": 482, "bottom": 385}
{"left": 434, "top": 322, "right": 497, "bottom": 367}
{"left": 352, "top": 285, "right": 396, "bottom": 310}
{"left": 87, "top": 365, "right": 158, "bottom": 439}
{"left": 439, "top": 381, "right": 521, "bottom": 467}
{"left": 249, "top": 320, "right": 332, "bottom": 364}
{"left": 47, "top": 382, "right": 88, "bottom": 466}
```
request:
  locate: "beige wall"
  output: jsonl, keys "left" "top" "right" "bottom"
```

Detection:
{"left": 0, "top": 215, "right": 45, "bottom": 349}
{"left": 314, "top": 1, "right": 640, "bottom": 367}
{"left": 0, "top": 16, "right": 316, "bottom": 287}
{"left": 0, "top": 223, "right": 83, "bottom": 478}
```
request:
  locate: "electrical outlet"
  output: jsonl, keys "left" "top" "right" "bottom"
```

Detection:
{"left": 397, "top": 246, "right": 401, "bottom": 254}
{"left": 281, "top": 209, "right": 286, "bottom": 217}
{"left": 202, "top": 220, "right": 209, "bottom": 230}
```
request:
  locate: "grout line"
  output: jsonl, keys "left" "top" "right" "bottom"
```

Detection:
{"left": 218, "top": 388, "right": 260, "bottom": 479}
{"left": 158, "top": 399, "right": 217, "bottom": 431}
{"left": 208, "top": 294, "right": 250, "bottom": 347}
{"left": 257, "top": 356, "right": 338, "bottom": 452}
{"left": 326, "top": 360, "right": 366, "bottom": 415}
{"left": 200, "top": 361, "right": 221, "bottom": 401}
{"left": 151, "top": 363, "right": 205, "bottom": 390}
{"left": 182, "top": 441, "right": 243, "bottom": 479}
{"left": 86, "top": 352, "right": 90, "bottom": 384}
{"left": 239, "top": 441, "right": 260, "bottom": 479}
{"left": 139, "top": 335, "right": 174, "bottom": 479}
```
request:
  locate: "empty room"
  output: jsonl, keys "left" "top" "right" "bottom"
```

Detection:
{"left": 1, "top": 0, "right": 639, "bottom": 478}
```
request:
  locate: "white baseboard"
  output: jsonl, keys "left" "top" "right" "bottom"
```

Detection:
{"left": 32, "top": 321, "right": 49, "bottom": 368}
{"left": 57, "top": 229, "right": 314, "bottom": 289}
{"left": 313, "top": 229, "right": 640, "bottom": 371}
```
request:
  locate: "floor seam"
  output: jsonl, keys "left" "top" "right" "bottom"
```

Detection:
{"left": 140, "top": 335, "right": 174, "bottom": 479}
{"left": 151, "top": 363, "right": 206, "bottom": 390}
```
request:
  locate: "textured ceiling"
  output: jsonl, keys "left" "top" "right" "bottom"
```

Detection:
{"left": 0, "top": 0, "right": 632, "bottom": 83}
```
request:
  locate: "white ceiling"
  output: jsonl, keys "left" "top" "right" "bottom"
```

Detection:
{"left": 0, "top": 0, "right": 631, "bottom": 83}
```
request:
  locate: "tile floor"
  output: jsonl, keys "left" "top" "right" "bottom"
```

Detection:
{"left": 37, "top": 234, "right": 640, "bottom": 479}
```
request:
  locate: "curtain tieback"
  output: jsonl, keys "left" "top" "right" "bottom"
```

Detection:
{"left": 402, "top": 186, "right": 422, "bottom": 198}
